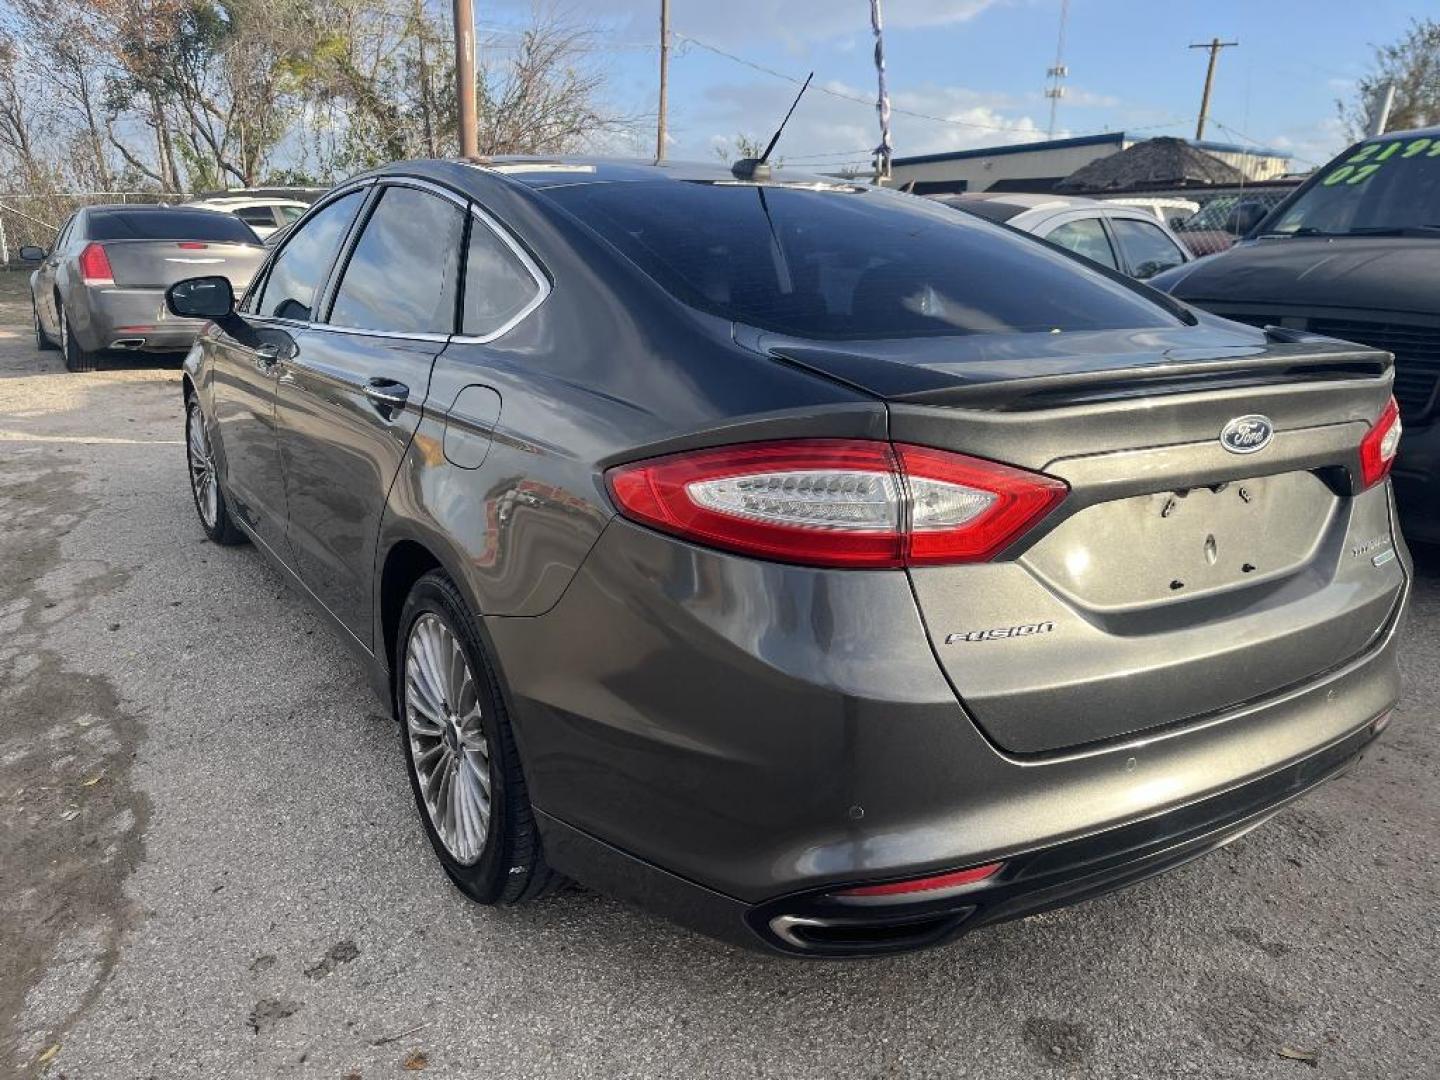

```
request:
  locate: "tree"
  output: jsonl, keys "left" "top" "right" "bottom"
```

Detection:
{"left": 1340, "top": 17, "right": 1440, "bottom": 138}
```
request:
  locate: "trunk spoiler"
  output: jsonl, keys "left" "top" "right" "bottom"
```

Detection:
{"left": 771, "top": 329, "right": 1392, "bottom": 412}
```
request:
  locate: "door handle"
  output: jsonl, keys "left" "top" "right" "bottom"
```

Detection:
{"left": 362, "top": 378, "right": 410, "bottom": 416}
{"left": 254, "top": 343, "right": 280, "bottom": 372}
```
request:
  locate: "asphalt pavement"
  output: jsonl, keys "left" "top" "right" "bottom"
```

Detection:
{"left": 1, "top": 271, "right": 1437, "bottom": 1080}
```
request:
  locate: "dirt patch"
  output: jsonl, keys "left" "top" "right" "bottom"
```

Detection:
{"left": 0, "top": 462, "right": 149, "bottom": 1075}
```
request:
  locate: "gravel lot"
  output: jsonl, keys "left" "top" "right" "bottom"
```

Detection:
{"left": 1, "top": 268, "right": 1437, "bottom": 1080}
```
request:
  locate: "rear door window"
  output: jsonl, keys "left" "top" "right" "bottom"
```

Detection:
{"left": 253, "top": 190, "right": 365, "bottom": 322}
{"left": 87, "top": 209, "right": 259, "bottom": 243}
{"left": 327, "top": 186, "right": 465, "bottom": 335}
{"left": 1110, "top": 218, "right": 1187, "bottom": 279}
{"left": 1042, "top": 217, "right": 1120, "bottom": 270}
{"left": 462, "top": 219, "right": 542, "bottom": 337}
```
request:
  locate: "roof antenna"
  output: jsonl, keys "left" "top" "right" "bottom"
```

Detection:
{"left": 732, "top": 72, "right": 813, "bottom": 181}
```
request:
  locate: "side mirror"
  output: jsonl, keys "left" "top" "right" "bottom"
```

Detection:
{"left": 19, "top": 245, "right": 46, "bottom": 261}
{"left": 167, "top": 275, "right": 234, "bottom": 319}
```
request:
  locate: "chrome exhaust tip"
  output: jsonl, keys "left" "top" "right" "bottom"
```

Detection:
{"left": 109, "top": 337, "right": 146, "bottom": 350}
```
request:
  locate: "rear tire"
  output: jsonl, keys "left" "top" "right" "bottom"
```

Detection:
{"left": 396, "top": 571, "right": 563, "bottom": 906}
{"left": 33, "top": 297, "right": 57, "bottom": 351}
{"left": 59, "top": 305, "right": 98, "bottom": 373}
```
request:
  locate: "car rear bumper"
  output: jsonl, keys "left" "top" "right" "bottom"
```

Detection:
{"left": 1393, "top": 420, "right": 1440, "bottom": 546}
{"left": 487, "top": 516, "right": 1409, "bottom": 956}
{"left": 70, "top": 285, "right": 208, "bottom": 353}
{"left": 539, "top": 709, "right": 1389, "bottom": 956}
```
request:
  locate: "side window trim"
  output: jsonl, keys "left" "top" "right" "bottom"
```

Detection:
{"left": 453, "top": 201, "right": 552, "bottom": 344}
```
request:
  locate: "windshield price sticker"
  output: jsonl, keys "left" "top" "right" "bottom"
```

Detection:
{"left": 1323, "top": 137, "right": 1440, "bottom": 185}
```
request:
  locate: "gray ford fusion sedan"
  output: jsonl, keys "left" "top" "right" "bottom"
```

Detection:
{"left": 169, "top": 157, "right": 1409, "bottom": 957}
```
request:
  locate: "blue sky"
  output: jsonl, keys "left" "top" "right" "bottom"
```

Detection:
{"left": 484, "top": 0, "right": 1426, "bottom": 172}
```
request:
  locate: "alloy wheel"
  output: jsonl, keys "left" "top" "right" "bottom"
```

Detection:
{"left": 186, "top": 402, "right": 219, "bottom": 528}
{"left": 404, "top": 612, "right": 493, "bottom": 865}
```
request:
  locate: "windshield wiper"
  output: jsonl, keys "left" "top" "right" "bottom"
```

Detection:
{"left": 1256, "top": 227, "right": 1335, "bottom": 238}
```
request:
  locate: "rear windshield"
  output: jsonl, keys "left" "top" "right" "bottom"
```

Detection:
{"left": 544, "top": 180, "right": 1177, "bottom": 340}
{"left": 88, "top": 209, "right": 259, "bottom": 244}
{"left": 945, "top": 198, "right": 1027, "bottom": 224}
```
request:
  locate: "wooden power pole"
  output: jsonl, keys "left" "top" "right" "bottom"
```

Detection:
{"left": 453, "top": 0, "right": 479, "bottom": 158}
{"left": 656, "top": 0, "right": 670, "bottom": 161}
{"left": 1189, "top": 37, "right": 1238, "bottom": 141}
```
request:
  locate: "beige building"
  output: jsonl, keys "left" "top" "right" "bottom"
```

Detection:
{"left": 888, "top": 133, "right": 1291, "bottom": 194}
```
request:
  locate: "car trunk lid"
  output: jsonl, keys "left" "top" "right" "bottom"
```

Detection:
{"left": 98, "top": 240, "right": 267, "bottom": 292}
{"left": 766, "top": 328, "right": 1406, "bottom": 754}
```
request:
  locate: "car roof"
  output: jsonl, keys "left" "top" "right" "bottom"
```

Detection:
{"left": 369, "top": 155, "right": 865, "bottom": 193}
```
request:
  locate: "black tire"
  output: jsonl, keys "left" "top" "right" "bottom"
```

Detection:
{"left": 185, "top": 397, "right": 246, "bottom": 545}
{"left": 33, "top": 297, "right": 58, "bottom": 351}
{"left": 395, "top": 571, "right": 563, "bottom": 905}
{"left": 59, "top": 305, "right": 99, "bottom": 373}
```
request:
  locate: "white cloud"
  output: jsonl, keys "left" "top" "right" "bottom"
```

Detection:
{"left": 683, "top": 76, "right": 1051, "bottom": 168}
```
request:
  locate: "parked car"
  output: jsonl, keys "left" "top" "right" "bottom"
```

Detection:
{"left": 24, "top": 205, "right": 266, "bottom": 372}
{"left": 1152, "top": 124, "right": 1440, "bottom": 546}
{"left": 932, "top": 193, "right": 1192, "bottom": 280}
{"left": 187, "top": 195, "right": 309, "bottom": 239}
{"left": 171, "top": 158, "right": 1408, "bottom": 957}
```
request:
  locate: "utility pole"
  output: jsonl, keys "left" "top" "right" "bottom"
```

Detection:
{"left": 1367, "top": 81, "right": 1396, "bottom": 137}
{"left": 453, "top": 0, "right": 479, "bottom": 158}
{"left": 1045, "top": 0, "right": 1070, "bottom": 139}
{"left": 1189, "top": 37, "right": 1238, "bottom": 141}
{"left": 656, "top": 0, "right": 670, "bottom": 161}
{"left": 870, "top": 0, "right": 893, "bottom": 183}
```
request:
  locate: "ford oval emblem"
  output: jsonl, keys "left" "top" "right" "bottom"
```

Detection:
{"left": 1219, "top": 414, "right": 1274, "bottom": 455}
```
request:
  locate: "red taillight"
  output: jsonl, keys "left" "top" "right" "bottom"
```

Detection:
{"left": 605, "top": 439, "right": 1067, "bottom": 569}
{"left": 1359, "top": 396, "right": 1402, "bottom": 490}
{"left": 78, "top": 242, "right": 114, "bottom": 285}
{"left": 835, "top": 862, "right": 1004, "bottom": 898}
{"left": 177, "top": 242, "right": 208, "bottom": 249}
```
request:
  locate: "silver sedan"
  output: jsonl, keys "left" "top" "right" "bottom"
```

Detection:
{"left": 24, "top": 204, "right": 267, "bottom": 372}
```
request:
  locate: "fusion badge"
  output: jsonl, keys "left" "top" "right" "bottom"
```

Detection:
{"left": 1219, "top": 414, "right": 1275, "bottom": 455}
{"left": 946, "top": 621, "right": 1055, "bottom": 644}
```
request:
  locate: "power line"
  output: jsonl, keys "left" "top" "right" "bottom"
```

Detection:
{"left": 676, "top": 31, "right": 1193, "bottom": 141}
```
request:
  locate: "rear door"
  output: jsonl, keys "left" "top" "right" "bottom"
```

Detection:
{"left": 209, "top": 188, "right": 369, "bottom": 558}
{"left": 275, "top": 181, "right": 467, "bottom": 644}
{"left": 35, "top": 213, "right": 76, "bottom": 334}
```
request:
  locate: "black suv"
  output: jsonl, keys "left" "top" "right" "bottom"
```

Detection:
{"left": 1152, "top": 126, "right": 1440, "bottom": 545}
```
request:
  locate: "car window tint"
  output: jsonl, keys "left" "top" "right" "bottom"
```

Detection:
{"left": 328, "top": 186, "right": 465, "bottom": 335}
{"left": 236, "top": 206, "right": 276, "bottom": 226}
{"left": 279, "top": 205, "right": 305, "bottom": 223}
{"left": 255, "top": 190, "right": 364, "bottom": 322}
{"left": 462, "top": 219, "right": 540, "bottom": 336}
{"left": 544, "top": 181, "right": 1175, "bottom": 339}
{"left": 87, "top": 209, "right": 258, "bottom": 243}
{"left": 1042, "top": 218, "right": 1119, "bottom": 270}
{"left": 1111, "top": 218, "right": 1187, "bottom": 279}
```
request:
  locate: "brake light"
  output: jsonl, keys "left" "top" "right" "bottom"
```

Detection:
{"left": 1359, "top": 396, "right": 1402, "bottom": 489}
{"left": 605, "top": 439, "right": 1067, "bottom": 568}
{"left": 78, "top": 242, "right": 114, "bottom": 285}
{"left": 835, "top": 862, "right": 1004, "bottom": 898}
{"left": 177, "top": 242, "right": 208, "bottom": 249}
